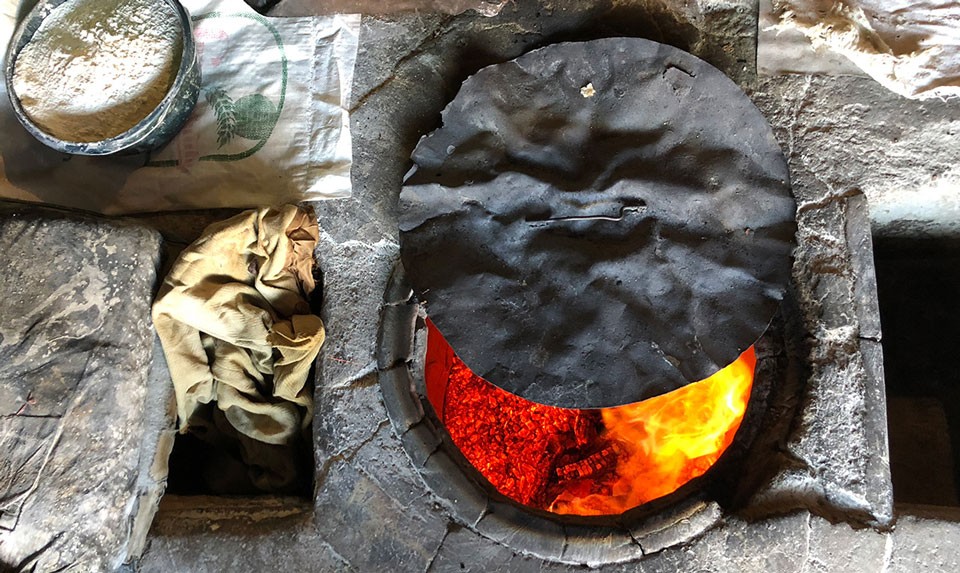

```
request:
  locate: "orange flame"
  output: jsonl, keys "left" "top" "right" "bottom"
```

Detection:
{"left": 424, "top": 319, "right": 755, "bottom": 516}
{"left": 549, "top": 346, "right": 755, "bottom": 514}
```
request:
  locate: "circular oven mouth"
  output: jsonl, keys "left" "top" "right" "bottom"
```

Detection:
{"left": 377, "top": 263, "right": 780, "bottom": 563}
{"left": 387, "top": 37, "right": 794, "bottom": 562}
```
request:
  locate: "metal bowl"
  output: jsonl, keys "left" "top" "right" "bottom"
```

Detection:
{"left": 3, "top": 0, "right": 201, "bottom": 156}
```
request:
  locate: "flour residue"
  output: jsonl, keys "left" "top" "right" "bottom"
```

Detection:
{"left": 11, "top": 0, "right": 183, "bottom": 142}
{"left": 769, "top": 0, "right": 960, "bottom": 100}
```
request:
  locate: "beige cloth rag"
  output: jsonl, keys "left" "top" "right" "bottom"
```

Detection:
{"left": 153, "top": 205, "right": 324, "bottom": 491}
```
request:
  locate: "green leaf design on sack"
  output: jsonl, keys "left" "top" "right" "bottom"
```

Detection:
{"left": 232, "top": 94, "right": 280, "bottom": 141}
{"left": 145, "top": 12, "right": 288, "bottom": 167}
{"left": 206, "top": 87, "right": 237, "bottom": 148}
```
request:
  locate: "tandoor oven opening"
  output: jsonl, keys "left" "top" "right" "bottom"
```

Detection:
{"left": 423, "top": 318, "right": 757, "bottom": 517}
{"left": 397, "top": 37, "right": 794, "bottom": 523}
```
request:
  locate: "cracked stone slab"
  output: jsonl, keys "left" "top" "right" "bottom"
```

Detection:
{"left": 313, "top": 379, "right": 390, "bottom": 466}
{"left": 314, "top": 459, "right": 448, "bottom": 571}
{"left": 0, "top": 204, "right": 167, "bottom": 572}
{"left": 417, "top": 446, "right": 490, "bottom": 528}
{"left": 629, "top": 512, "right": 811, "bottom": 573}
{"left": 312, "top": 226, "right": 400, "bottom": 390}
{"left": 890, "top": 513, "right": 960, "bottom": 573}
{"left": 750, "top": 74, "right": 960, "bottom": 239}
{"left": 805, "top": 514, "right": 888, "bottom": 573}
{"left": 138, "top": 525, "right": 345, "bottom": 573}
{"left": 351, "top": 419, "right": 439, "bottom": 511}
{"left": 427, "top": 524, "right": 542, "bottom": 573}
{"left": 793, "top": 186, "right": 891, "bottom": 528}
{"left": 741, "top": 193, "right": 893, "bottom": 527}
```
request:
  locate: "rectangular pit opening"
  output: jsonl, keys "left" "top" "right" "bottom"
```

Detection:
{"left": 164, "top": 414, "right": 316, "bottom": 498}
{"left": 137, "top": 210, "right": 321, "bottom": 520}
{"left": 874, "top": 236, "right": 960, "bottom": 509}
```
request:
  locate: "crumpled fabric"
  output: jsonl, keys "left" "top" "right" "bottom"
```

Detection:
{"left": 152, "top": 204, "right": 324, "bottom": 491}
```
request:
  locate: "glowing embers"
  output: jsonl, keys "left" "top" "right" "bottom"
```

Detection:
{"left": 424, "top": 319, "right": 756, "bottom": 516}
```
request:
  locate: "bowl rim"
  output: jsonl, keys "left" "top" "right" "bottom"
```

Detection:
{"left": 3, "top": 0, "right": 197, "bottom": 155}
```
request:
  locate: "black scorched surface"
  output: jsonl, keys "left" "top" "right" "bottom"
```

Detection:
{"left": 399, "top": 38, "right": 795, "bottom": 409}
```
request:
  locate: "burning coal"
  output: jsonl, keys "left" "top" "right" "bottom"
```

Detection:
{"left": 424, "top": 319, "right": 755, "bottom": 516}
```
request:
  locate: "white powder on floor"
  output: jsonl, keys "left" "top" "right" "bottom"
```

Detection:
{"left": 11, "top": 0, "right": 183, "bottom": 142}
{"left": 769, "top": 0, "right": 960, "bottom": 100}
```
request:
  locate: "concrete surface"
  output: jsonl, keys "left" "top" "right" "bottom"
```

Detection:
{"left": 1, "top": 0, "right": 959, "bottom": 571}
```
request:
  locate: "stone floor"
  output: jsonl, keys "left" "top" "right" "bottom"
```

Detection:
{"left": 2, "top": 1, "right": 960, "bottom": 572}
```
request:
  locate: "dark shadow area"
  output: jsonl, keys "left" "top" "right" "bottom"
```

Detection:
{"left": 165, "top": 420, "right": 315, "bottom": 497}
{"left": 875, "top": 236, "right": 960, "bottom": 507}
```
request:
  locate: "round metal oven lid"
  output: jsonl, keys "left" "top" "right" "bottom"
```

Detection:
{"left": 399, "top": 37, "right": 795, "bottom": 409}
